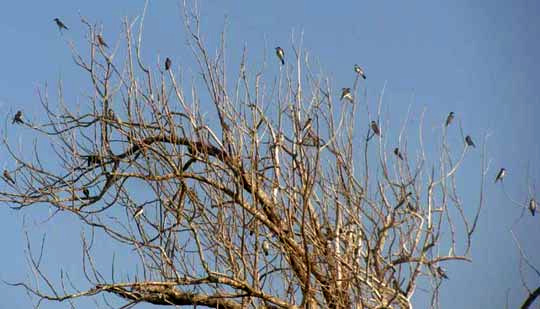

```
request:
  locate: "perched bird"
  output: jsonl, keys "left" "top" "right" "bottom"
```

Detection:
{"left": 96, "top": 34, "right": 108, "bottom": 48}
{"left": 529, "top": 198, "right": 537, "bottom": 216}
{"left": 445, "top": 112, "right": 454, "bottom": 127}
{"left": 340, "top": 87, "right": 353, "bottom": 102}
{"left": 134, "top": 207, "right": 144, "bottom": 219}
{"left": 371, "top": 121, "right": 381, "bottom": 136}
{"left": 262, "top": 240, "right": 270, "bottom": 256}
{"left": 12, "top": 111, "right": 23, "bottom": 124}
{"left": 494, "top": 168, "right": 506, "bottom": 183}
{"left": 82, "top": 187, "right": 90, "bottom": 199}
{"left": 107, "top": 108, "right": 116, "bottom": 121}
{"left": 436, "top": 266, "right": 449, "bottom": 279}
{"left": 354, "top": 64, "right": 366, "bottom": 79}
{"left": 165, "top": 57, "right": 172, "bottom": 71}
{"left": 302, "top": 118, "right": 312, "bottom": 132}
{"left": 465, "top": 135, "right": 475, "bottom": 148}
{"left": 3, "top": 170, "right": 15, "bottom": 184}
{"left": 275, "top": 47, "right": 285, "bottom": 65}
{"left": 394, "top": 147, "right": 404, "bottom": 160}
{"left": 53, "top": 18, "right": 69, "bottom": 31}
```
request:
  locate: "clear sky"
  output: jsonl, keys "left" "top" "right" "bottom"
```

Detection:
{"left": 0, "top": 1, "right": 539, "bottom": 308}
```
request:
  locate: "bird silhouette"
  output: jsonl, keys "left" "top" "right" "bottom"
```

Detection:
{"left": 394, "top": 148, "right": 404, "bottom": 160}
{"left": 340, "top": 88, "right": 353, "bottom": 102}
{"left": 82, "top": 187, "right": 90, "bottom": 199}
{"left": 134, "top": 207, "right": 144, "bottom": 219}
{"left": 436, "top": 266, "right": 448, "bottom": 279}
{"left": 262, "top": 240, "right": 270, "bottom": 256}
{"left": 12, "top": 111, "right": 23, "bottom": 124}
{"left": 529, "top": 198, "right": 537, "bottom": 216}
{"left": 96, "top": 34, "right": 108, "bottom": 48}
{"left": 445, "top": 112, "right": 454, "bottom": 127}
{"left": 494, "top": 168, "right": 506, "bottom": 183}
{"left": 371, "top": 121, "right": 381, "bottom": 136}
{"left": 275, "top": 47, "right": 285, "bottom": 65}
{"left": 53, "top": 18, "right": 68, "bottom": 31}
{"left": 465, "top": 135, "right": 475, "bottom": 148}
{"left": 354, "top": 64, "right": 366, "bottom": 79}
{"left": 165, "top": 57, "right": 172, "bottom": 71}
{"left": 3, "top": 170, "right": 14, "bottom": 184}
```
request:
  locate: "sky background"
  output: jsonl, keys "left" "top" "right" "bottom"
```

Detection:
{"left": 1, "top": 1, "right": 539, "bottom": 308}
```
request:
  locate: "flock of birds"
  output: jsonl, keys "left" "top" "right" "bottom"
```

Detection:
{"left": 2, "top": 19, "right": 537, "bottom": 217}
{"left": 274, "top": 46, "right": 537, "bottom": 217}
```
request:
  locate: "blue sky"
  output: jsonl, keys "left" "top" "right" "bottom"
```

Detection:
{"left": 0, "top": 1, "right": 539, "bottom": 308}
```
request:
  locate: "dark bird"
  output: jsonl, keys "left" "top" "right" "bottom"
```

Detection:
{"left": 12, "top": 111, "right": 23, "bottom": 124}
{"left": 529, "top": 198, "right": 537, "bottom": 216}
{"left": 275, "top": 47, "right": 285, "bottom": 65}
{"left": 262, "top": 240, "right": 270, "bottom": 256}
{"left": 165, "top": 57, "right": 172, "bottom": 71}
{"left": 354, "top": 64, "right": 366, "bottom": 79}
{"left": 134, "top": 207, "right": 144, "bottom": 219}
{"left": 96, "top": 34, "right": 108, "bottom": 48}
{"left": 82, "top": 187, "right": 90, "bottom": 199}
{"left": 445, "top": 112, "right": 454, "bottom": 127}
{"left": 371, "top": 121, "right": 381, "bottom": 136}
{"left": 465, "top": 135, "right": 475, "bottom": 148}
{"left": 340, "top": 87, "right": 353, "bottom": 102}
{"left": 3, "top": 170, "right": 14, "bottom": 184}
{"left": 394, "top": 147, "right": 404, "bottom": 160}
{"left": 53, "top": 18, "right": 68, "bottom": 31}
{"left": 436, "top": 266, "right": 449, "bottom": 279}
{"left": 494, "top": 168, "right": 506, "bottom": 183}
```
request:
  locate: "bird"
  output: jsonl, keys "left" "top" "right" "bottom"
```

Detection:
{"left": 262, "top": 240, "right": 270, "bottom": 256}
{"left": 494, "top": 168, "right": 506, "bottom": 183}
{"left": 96, "top": 34, "right": 108, "bottom": 48}
{"left": 12, "top": 111, "right": 23, "bottom": 124}
{"left": 445, "top": 112, "right": 454, "bottom": 127}
{"left": 134, "top": 207, "right": 144, "bottom": 219}
{"left": 340, "top": 88, "right": 353, "bottom": 102}
{"left": 275, "top": 47, "right": 285, "bottom": 65}
{"left": 3, "top": 170, "right": 15, "bottom": 184}
{"left": 165, "top": 57, "right": 172, "bottom": 71}
{"left": 354, "top": 64, "right": 366, "bottom": 79}
{"left": 394, "top": 148, "right": 404, "bottom": 160}
{"left": 107, "top": 108, "right": 116, "bottom": 121}
{"left": 529, "top": 198, "right": 537, "bottom": 216}
{"left": 436, "top": 266, "right": 448, "bottom": 279}
{"left": 53, "top": 18, "right": 69, "bottom": 31}
{"left": 82, "top": 187, "right": 90, "bottom": 199}
{"left": 302, "top": 118, "right": 312, "bottom": 133}
{"left": 371, "top": 121, "right": 381, "bottom": 136}
{"left": 465, "top": 135, "right": 475, "bottom": 148}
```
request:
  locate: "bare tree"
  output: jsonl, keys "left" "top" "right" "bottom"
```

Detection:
{"left": 502, "top": 175, "right": 539, "bottom": 309}
{"left": 1, "top": 4, "right": 488, "bottom": 308}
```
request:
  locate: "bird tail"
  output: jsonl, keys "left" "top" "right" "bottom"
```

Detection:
{"left": 362, "top": 74, "right": 366, "bottom": 80}
{"left": 281, "top": 58, "right": 285, "bottom": 65}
